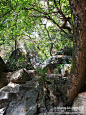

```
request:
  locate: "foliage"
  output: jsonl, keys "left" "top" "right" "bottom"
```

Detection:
{"left": 6, "top": 57, "right": 33, "bottom": 70}
{"left": 0, "top": 0, "right": 73, "bottom": 64}
{"left": 35, "top": 67, "right": 48, "bottom": 91}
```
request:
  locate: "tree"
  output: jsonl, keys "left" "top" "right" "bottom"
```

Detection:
{"left": 20, "top": 0, "right": 86, "bottom": 106}
{"left": 1, "top": 0, "right": 85, "bottom": 106}
{"left": 61, "top": 0, "right": 86, "bottom": 106}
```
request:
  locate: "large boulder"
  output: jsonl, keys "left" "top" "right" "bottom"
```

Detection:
{"left": 0, "top": 81, "right": 38, "bottom": 115}
{"left": 0, "top": 68, "right": 36, "bottom": 88}
{"left": 24, "top": 90, "right": 38, "bottom": 115}
{"left": 72, "top": 92, "right": 86, "bottom": 115}
{"left": 0, "top": 56, "right": 7, "bottom": 75}
{"left": 6, "top": 48, "right": 33, "bottom": 71}
{"left": 9, "top": 68, "right": 33, "bottom": 83}
{"left": 39, "top": 55, "right": 72, "bottom": 74}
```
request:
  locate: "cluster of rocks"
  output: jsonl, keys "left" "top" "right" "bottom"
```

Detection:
{"left": 0, "top": 69, "right": 36, "bottom": 88}
{"left": 0, "top": 54, "right": 67, "bottom": 115}
{"left": 0, "top": 48, "right": 86, "bottom": 115}
{"left": 0, "top": 66, "right": 61, "bottom": 115}
{"left": 0, "top": 80, "right": 86, "bottom": 115}
{"left": 0, "top": 54, "right": 58, "bottom": 115}
{"left": 0, "top": 80, "right": 38, "bottom": 115}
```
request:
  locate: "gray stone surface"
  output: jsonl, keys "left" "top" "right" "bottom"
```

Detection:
{"left": 40, "top": 55, "right": 72, "bottom": 69}
{"left": 10, "top": 68, "right": 32, "bottom": 83}
{"left": 0, "top": 81, "right": 38, "bottom": 115}
{"left": 72, "top": 92, "right": 86, "bottom": 115}
{"left": 0, "top": 69, "right": 36, "bottom": 88}
{"left": 24, "top": 90, "right": 38, "bottom": 115}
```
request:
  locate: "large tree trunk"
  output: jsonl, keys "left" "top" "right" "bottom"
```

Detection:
{"left": 61, "top": 0, "right": 86, "bottom": 106}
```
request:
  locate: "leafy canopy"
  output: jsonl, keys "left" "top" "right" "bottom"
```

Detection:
{"left": 0, "top": 0, "right": 73, "bottom": 60}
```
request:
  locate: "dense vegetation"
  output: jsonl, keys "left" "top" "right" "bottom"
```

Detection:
{"left": 0, "top": 0, "right": 73, "bottom": 62}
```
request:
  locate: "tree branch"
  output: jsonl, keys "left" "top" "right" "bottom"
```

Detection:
{"left": 23, "top": 7, "right": 68, "bottom": 35}
{"left": 53, "top": 0, "right": 65, "bottom": 19}
{"left": 47, "top": 16, "right": 68, "bottom": 34}
{"left": 44, "top": 24, "right": 51, "bottom": 39}
{"left": 47, "top": 0, "right": 49, "bottom": 10}
{"left": 53, "top": 0, "right": 72, "bottom": 33}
